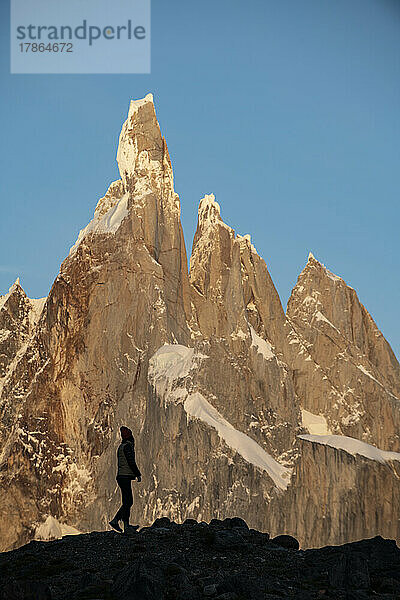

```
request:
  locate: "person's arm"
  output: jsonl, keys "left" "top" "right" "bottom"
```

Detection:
{"left": 123, "top": 443, "right": 141, "bottom": 479}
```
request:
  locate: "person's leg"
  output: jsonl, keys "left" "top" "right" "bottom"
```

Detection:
{"left": 119, "top": 477, "right": 133, "bottom": 527}
{"left": 109, "top": 477, "right": 124, "bottom": 531}
{"left": 113, "top": 505, "right": 124, "bottom": 521}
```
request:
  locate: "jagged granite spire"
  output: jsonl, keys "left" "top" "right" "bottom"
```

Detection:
{"left": 285, "top": 253, "right": 400, "bottom": 450}
{"left": 0, "top": 98, "right": 399, "bottom": 552}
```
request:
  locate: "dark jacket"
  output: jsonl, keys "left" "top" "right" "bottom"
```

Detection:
{"left": 117, "top": 439, "right": 141, "bottom": 479}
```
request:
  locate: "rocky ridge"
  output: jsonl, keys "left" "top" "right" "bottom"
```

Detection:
{"left": 1, "top": 518, "right": 400, "bottom": 600}
{"left": 0, "top": 94, "right": 399, "bottom": 552}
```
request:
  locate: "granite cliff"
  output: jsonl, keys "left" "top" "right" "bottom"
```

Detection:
{"left": 0, "top": 94, "right": 399, "bottom": 552}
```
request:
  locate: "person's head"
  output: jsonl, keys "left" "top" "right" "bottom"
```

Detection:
{"left": 120, "top": 426, "right": 134, "bottom": 443}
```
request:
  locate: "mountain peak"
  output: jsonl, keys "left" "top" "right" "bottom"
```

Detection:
{"left": 10, "top": 277, "right": 21, "bottom": 291}
{"left": 116, "top": 93, "right": 163, "bottom": 187}
{"left": 127, "top": 93, "right": 154, "bottom": 119}
{"left": 197, "top": 194, "right": 222, "bottom": 227}
{"left": 303, "top": 252, "right": 342, "bottom": 284}
{"left": 0, "top": 277, "right": 25, "bottom": 310}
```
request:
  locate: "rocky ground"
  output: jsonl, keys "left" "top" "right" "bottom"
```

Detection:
{"left": 0, "top": 517, "right": 399, "bottom": 600}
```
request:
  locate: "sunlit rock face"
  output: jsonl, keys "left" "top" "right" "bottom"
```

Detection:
{"left": 0, "top": 96, "right": 399, "bottom": 552}
{"left": 0, "top": 94, "right": 192, "bottom": 551}
{"left": 285, "top": 253, "right": 400, "bottom": 451}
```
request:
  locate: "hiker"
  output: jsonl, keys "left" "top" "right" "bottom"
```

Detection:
{"left": 109, "top": 426, "right": 141, "bottom": 534}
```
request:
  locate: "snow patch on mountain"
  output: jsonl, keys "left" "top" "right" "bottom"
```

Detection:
{"left": 148, "top": 344, "right": 208, "bottom": 401}
{"left": 314, "top": 311, "right": 340, "bottom": 333}
{"left": 299, "top": 434, "right": 400, "bottom": 464}
{"left": 250, "top": 326, "right": 274, "bottom": 360}
{"left": 184, "top": 392, "right": 292, "bottom": 490}
{"left": 357, "top": 364, "right": 399, "bottom": 400}
{"left": 231, "top": 328, "right": 249, "bottom": 341}
{"left": 357, "top": 364, "right": 382, "bottom": 386}
{"left": 69, "top": 192, "right": 129, "bottom": 256}
{"left": 35, "top": 515, "right": 82, "bottom": 542}
{"left": 301, "top": 409, "right": 331, "bottom": 435}
{"left": 148, "top": 344, "right": 292, "bottom": 490}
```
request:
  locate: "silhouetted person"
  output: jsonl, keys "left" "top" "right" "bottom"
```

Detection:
{"left": 109, "top": 426, "right": 141, "bottom": 534}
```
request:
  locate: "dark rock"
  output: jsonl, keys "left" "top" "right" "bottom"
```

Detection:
{"left": 343, "top": 592, "right": 370, "bottom": 600}
{"left": 165, "top": 562, "right": 187, "bottom": 575}
{"left": 167, "top": 570, "right": 198, "bottom": 600}
{"left": 247, "top": 529, "right": 270, "bottom": 547}
{"left": 212, "top": 516, "right": 249, "bottom": 531}
{"left": 222, "top": 518, "right": 233, "bottom": 529}
{"left": 1, "top": 580, "right": 52, "bottom": 600}
{"left": 373, "top": 576, "right": 400, "bottom": 593}
{"left": 182, "top": 519, "right": 197, "bottom": 527}
{"left": 73, "top": 580, "right": 112, "bottom": 599}
{"left": 209, "top": 519, "right": 224, "bottom": 529}
{"left": 111, "top": 559, "right": 165, "bottom": 600}
{"left": 151, "top": 517, "right": 171, "bottom": 529}
{"left": 177, "top": 591, "right": 202, "bottom": 600}
{"left": 149, "top": 527, "right": 170, "bottom": 534}
{"left": 270, "top": 534, "right": 299, "bottom": 550}
{"left": 199, "top": 576, "right": 220, "bottom": 589}
{"left": 129, "top": 542, "right": 147, "bottom": 553}
{"left": 328, "top": 551, "right": 370, "bottom": 590}
{"left": 203, "top": 584, "right": 217, "bottom": 596}
{"left": 229, "top": 517, "right": 249, "bottom": 531}
{"left": 0, "top": 522, "right": 397, "bottom": 600}
{"left": 139, "top": 526, "right": 152, "bottom": 534}
{"left": 74, "top": 572, "right": 113, "bottom": 599}
{"left": 217, "top": 573, "right": 265, "bottom": 600}
{"left": 214, "top": 530, "right": 245, "bottom": 550}
{"left": 199, "top": 528, "right": 216, "bottom": 547}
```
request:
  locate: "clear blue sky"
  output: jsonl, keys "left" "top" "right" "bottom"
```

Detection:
{"left": 1, "top": 0, "right": 399, "bottom": 358}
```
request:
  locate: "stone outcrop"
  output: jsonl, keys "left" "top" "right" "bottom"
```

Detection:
{"left": 0, "top": 95, "right": 399, "bottom": 552}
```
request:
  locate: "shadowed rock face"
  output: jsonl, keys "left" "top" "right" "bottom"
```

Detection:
{"left": 0, "top": 95, "right": 399, "bottom": 552}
